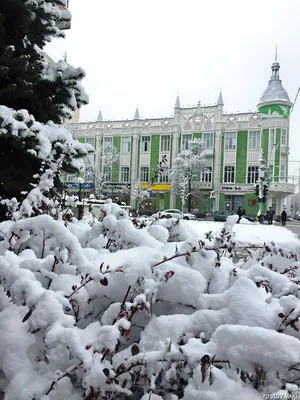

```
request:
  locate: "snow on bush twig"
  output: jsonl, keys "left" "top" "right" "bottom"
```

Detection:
{"left": 0, "top": 205, "right": 300, "bottom": 399}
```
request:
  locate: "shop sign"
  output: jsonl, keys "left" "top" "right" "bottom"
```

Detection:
{"left": 220, "top": 185, "right": 254, "bottom": 192}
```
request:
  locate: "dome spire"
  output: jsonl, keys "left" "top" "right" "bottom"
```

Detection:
{"left": 217, "top": 90, "right": 224, "bottom": 106}
{"left": 257, "top": 55, "right": 292, "bottom": 111}
{"left": 134, "top": 107, "right": 140, "bottom": 119}
{"left": 175, "top": 94, "right": 180, "bottom": 108}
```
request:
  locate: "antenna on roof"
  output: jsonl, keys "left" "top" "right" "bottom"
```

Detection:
{"left": 291, "top": 86, "right": 300, "bottom": 112}
{"left": 275, "top": 45, "right": 278, "bottom": 62}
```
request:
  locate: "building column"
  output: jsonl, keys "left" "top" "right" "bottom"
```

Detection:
{"left": 267, "top": 196, "right": 273, "bottom": 208}
{"left": 170, "top": 131, "right": 180, "bottom": 208}
{"left": 214, "top": 131, "right": 222, "bottom": 210}
{"left": 130, "top": 134, "right": 139, "bottom": 208}
{"left": 95, "top": 134, "right": 102, "bottom": 170}
{"left": 276, "top": 196, "right": 283, "bottom": 218}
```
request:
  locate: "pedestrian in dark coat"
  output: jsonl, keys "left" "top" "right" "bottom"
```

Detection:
{"left": 237, "top": 206, "right": 243, "bottom": 223}
{"left": 267, "top": 207, "right": 275, "bottom": 225}
{"left": 281, "top": 209, "right": 287, "bottom": 227}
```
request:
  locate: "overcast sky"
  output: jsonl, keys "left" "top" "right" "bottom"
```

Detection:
{"left": 46, "top": 0, "right": 300, "bottom": 178}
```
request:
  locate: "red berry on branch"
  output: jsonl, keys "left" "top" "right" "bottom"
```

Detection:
{"left": 85, "top": 345, "right": 91, "bottom": 350}
{"left": 123, "top": 329, "right": 131, "bottom": 336}
{"left": 278, "top": 313, "right": 285, "bottom": 318}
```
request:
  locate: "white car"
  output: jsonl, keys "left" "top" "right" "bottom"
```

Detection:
{"left": 153, "top": 209, "right": 196, "bottom": 220}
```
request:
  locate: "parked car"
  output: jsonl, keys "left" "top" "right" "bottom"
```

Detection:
{"left": 242, "top": 215, "right": 255, "bottom": 223}
{"left": 152, "top": 209, "right": 196, "bottom": 220}
{"left": 212, "top": 210, "right": 232, "bottom": 222}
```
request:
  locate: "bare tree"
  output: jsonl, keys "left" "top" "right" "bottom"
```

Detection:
{"left": 83, "top": 141, "right": 119, "bottom": 198}
{"left": 170, "top": 138, "right": 206, "bottom": 212}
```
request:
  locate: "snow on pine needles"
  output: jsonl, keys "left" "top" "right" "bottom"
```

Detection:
{"left": 0, "top": 206, "right": 300, "bottom": 399}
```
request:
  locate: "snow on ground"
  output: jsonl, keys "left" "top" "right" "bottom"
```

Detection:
{"left": 185, "top": 220, "right": 300, "bottom": 252}
{"left": 1, "top": 208, "right": 300, "bottom": 399}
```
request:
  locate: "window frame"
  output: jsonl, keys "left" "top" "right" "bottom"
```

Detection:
{"left": 269, "top": 128, "right": 275, "bottom": 148}
{"left": 280, "top": 163, "right": 286, "bottom": 181}
{"left": 281, "top": 129, "right": 287, "bottom": 146}
{"left": 248, "top": 130, "right": 261, "bottom": 150}
{"left": 200, "top": 166, "right": 212, "bottom": 182}
{"left": 141, "top": 135, "right": 151, "bottom": 153}
{"left": 159, "top": 167, "right": 169, "bottom": 183}
{"left": 140, "top": 166, "right": 149, "bottom": 183}
{"left": 247, "top": 166, "right": 259, "bottom": 184}
{"left": 160, "top": 135, "right": 170, "bottom": 152}
{"left": 121, "top": 136, "right": 131, "bottom": 153}
{"left": 203, "top": 132, "right": 214, "bottom": 149}
{"left": 103, "top": 166, "right": 112, "bottom": 182}
{"left": 224, "top": 132, "right": 237, "bottom": 150}
{"left": 224, "top": 165, "right": 235, "bottom": 183}
{"left": 181, "top": 134, "right": 193, "bottom": 150}
{"left": 85, "top": 137, "right": 95, "bottom": 146}
{"left": 120, "top": 166, "right": 130, "bottom": 183}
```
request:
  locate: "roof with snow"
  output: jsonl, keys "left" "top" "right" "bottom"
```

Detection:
{"left": 258, "top": 61, "right": 292, "bottom": 108}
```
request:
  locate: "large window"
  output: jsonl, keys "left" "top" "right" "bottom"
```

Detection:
{"left": 269, "top": 165, "right": 274, "bottom": 182}
{"left": 121, "top": 136, "right": 131, "bottom": 153}
{"left": 182, "top": 134, "right": 192, "bottom": 150}
{"left": 280, "top": 164, "right": 286, "bottom": 181}
{"left": 200, "top": 166, "right": 212, "bottom": 182}
{"left": 269, "top": 129, "right": 275, "bottom": 148}
{"left": 85, "top": 137, "right": 95, "bottom": 146}
{"left": 103, "top": 167, "right": 112, "bottom": 182}
{"left": 281, "top": 129, "right": 287, "bottom": 146}
{"left": 160, "top": 135, "right": 170, "bottom": 152}
{"left": 225, "top": 132, "right": 236, "bottom": 150}
{"left": 159, "top": 167, "right": 169, "bottom": 183}
{"left": 120, "top": 167, "right": 130, "bottom": 182}
{"left": 247, "top": 166, "right": 259, "bottom": 184}
{"left": 203, "top": 132, "right": 214, "bottom": 148}
{"left": 224, "top": 166, "right": 235, "bottom": 183}
{"left": 141, "top": 136, "right": 150, "bottom": 152}
{"left": 248, "top": 131, "right": 261, "bottom": 149}
{"left": 140, "top": 166, "right": 149, "bottom": 183}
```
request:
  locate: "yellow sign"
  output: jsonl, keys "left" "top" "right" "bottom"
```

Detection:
{"left": 141, "top": 184, "right": 171, "bottom": 192}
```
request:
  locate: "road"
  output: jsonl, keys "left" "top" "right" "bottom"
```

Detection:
{"left": 283, "top": 221, "right": 300, "bottom": 239}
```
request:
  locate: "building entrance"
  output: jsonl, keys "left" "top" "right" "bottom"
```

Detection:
{"left": 224, "top": 195, "right": 244, "bottom": 213}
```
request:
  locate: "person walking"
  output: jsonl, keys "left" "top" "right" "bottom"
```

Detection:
{"left": 267, "top": 206, "right": 275, "bottom": 225}
{"left": 281, "top": 209, "right": 287, "bottom": 227}
{"left": 237, "top": 206, "right": 243, "bottom": 223}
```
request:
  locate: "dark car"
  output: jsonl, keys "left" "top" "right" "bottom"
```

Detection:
{"left": 213, "top": 210, "right": 232, "bottom": 222}
{"left": 242, "top": 215, "right": 255, "bottom": 222}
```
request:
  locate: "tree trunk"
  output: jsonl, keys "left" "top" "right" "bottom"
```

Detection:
{"left": 188, "top": 179, "right": 192, "bottom": 212}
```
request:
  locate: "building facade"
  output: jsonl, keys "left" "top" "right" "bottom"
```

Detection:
{"left": 66, "top": 59, "right": 294, "bottom": 216}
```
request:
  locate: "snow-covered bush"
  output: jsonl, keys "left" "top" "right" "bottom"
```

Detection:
{"left": 1, "top": 204, "right": 300, "bottom": 399}
{"left": 0, "top": 106, "right": 90, "bottom": 220}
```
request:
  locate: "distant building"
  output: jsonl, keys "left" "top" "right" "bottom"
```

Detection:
{"left": 66, "top": 58, "right": 294, "bottom": 216}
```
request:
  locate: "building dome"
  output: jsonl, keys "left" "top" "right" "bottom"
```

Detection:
{"left": 257, "top": 61, "right": 293, "bottom": 110}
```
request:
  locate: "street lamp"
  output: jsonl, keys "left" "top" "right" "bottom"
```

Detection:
{"left": 77, "top": 177, "right": 84, "bottom": 201}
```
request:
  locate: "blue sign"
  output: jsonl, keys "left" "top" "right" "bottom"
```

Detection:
{"left": 64, "top": 181, "right": 94, "bottom": 189}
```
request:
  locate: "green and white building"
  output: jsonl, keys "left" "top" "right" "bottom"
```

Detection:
{"left": 66, "top": 59, "right": 294, "bottom": 216}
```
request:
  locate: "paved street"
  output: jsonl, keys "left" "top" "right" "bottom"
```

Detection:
{"left": 283, "top": 221, "right": 300, "bottom": 239}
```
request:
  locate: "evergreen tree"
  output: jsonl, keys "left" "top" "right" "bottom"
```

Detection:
{"left": 0, "top": 0, "right": 89, "bottom": 219}
{"left": 0, "top": 0, "right": 88, "bottom": 123}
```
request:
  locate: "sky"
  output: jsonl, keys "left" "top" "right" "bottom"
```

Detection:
{"left": 46, "top": 0, "right": 300, "bottom": 178}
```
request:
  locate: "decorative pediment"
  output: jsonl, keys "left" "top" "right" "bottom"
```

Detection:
{"left": 183, "top": 119, "right": 192, "bottom": 131}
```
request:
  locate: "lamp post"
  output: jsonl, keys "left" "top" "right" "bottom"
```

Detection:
{"left": 77, "top": 177, "right": 84, "bottom": 201}
{"left": 77, "top": 177, "right": 84, "bottom": 219}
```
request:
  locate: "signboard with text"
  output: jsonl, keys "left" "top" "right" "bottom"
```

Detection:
{"left": 220, "top": 185, "right": 254, "bottom": 193}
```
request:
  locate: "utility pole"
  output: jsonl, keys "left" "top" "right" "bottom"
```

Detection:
{"left": 254, "top": 153, "right": 268, "bottom": 223}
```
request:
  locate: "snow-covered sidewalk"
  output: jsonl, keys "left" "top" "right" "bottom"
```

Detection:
{"left": 185, "top": 220, "right": 300, "bottom": 252}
